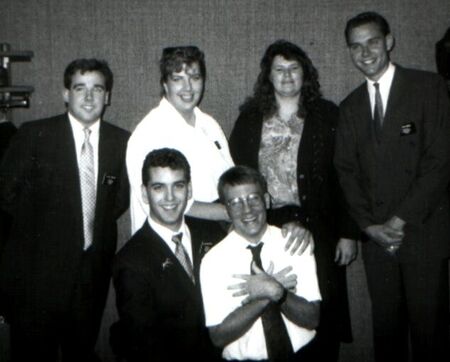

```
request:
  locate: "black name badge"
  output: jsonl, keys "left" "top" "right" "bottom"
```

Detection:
{"left": 400, "top": 122, "right": 416, "bottom": 136}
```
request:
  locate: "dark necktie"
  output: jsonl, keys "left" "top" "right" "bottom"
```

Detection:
{"left": 80, "top": 128, "right": 95, "bottom": 250}
{"left": 373, "top": 82, "right": 384, "bottom": 141}
{"left": 171, "top": 233, "right": 195, "bottom": 283}
{"left": 247, "top": 243, "right": 293, "bottom": 362}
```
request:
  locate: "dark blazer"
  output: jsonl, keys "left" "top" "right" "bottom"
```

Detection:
{"left": 0, "top": 114, "right": 129, "bottom": 327}
{"left": 229, "top": 98, "right": 359, "bottom": 342}
{"left": 335, "top": 66, "right": 450, "bottom": 264}
{"left": 112, "top": 217, "right": 225, "bottom": 362}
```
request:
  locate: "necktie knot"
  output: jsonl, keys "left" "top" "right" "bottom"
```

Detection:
{"left": 171, "top": 232, "right": 183, "bottom": 245}
{"left": 83, "top": 127, "right": 91, "bottom": 141}
{"left": 374, "top": 82, "right": 380, "bottom": 90}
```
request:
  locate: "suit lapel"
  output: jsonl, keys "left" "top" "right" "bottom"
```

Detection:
{"left": 380, "top": 66, "right": 407, "bottom": 146}
{"left": 146, "top": 223, "right": 199, "bottom": 297}
{"left": 58, "top": 115, "right": 85, "bottom": 247}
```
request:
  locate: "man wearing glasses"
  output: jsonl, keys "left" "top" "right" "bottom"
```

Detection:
{"left": 200, "top": 166, "right": 321, "bottom": 362}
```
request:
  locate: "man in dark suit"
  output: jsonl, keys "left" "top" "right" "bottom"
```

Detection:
{"left": 112, "top": 148, "right": 224, "bottom": 362}
{"left": 0, "top": 58, "right": 129, "bottom": 361}
{"left": 334, "top": 12, "right": 450, "bottom": 362}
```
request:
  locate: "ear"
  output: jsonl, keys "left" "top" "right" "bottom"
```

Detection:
{"left": 264, "top": 193, "right": 271, "bottom": 209}
{"left": 62, "top": 88, "right": 69, "bottom": 103}
{"left": 187, "top": 181, "right": 193, "bottom": 200}
{"left": 141, "top": 184, "right": 149, "bottom": 205}
{"left": 162, "top": 82, "right": 168, "bottom": 96}
{"left": 104, "top": 91, "right": 110, "bottom": 105}
{"left": 385, "top": 33, "right": 395, "bottom": 52}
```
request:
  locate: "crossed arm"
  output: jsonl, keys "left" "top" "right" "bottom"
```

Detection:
{"left": 208, "top": 262, "right": 320, "bottom": 348}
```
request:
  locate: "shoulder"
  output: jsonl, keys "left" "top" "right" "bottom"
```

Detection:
{"left": 102, "top": 121, "right": 130, "bottom": 138}
{"left": 340, "top": 82, "right": 366, "bottom": 109}
{"left": 236, "top": 100, "right": 262, "bottom": 123}
{"left": 395, "top": 65, "right": 446, "bottom": 90}
{"left": 14, "top": 114, "right": 68, "bottom": 142}
{"left": 114, "top": 225, "right": 155, "bottom": 267}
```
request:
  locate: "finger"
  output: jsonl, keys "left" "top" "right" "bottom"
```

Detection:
{"left": 232, "top": 289, "right": 248, "bottom": 297}
{"left": 309, "top": 235, "right": 315, "bottom": 255}
{"left": 232, "top": 274, "right": 251, "bottom": 281}
{"left": 334, "top": 248, "right": 341, "bottom": 264}
{"left": 227, "top": 282, "right": 247, "bottom": 290}
{"left": 297, "top": 231, "right": 312, "bottom": 256}
{"left": 274, "top": 266, "right": 294, "bottom": 277}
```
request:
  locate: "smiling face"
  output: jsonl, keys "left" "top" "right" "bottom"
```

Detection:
{"left": 223, "top": 183, "right": 268, "bottom": 244}
{"left": 270, "top": 55, "right": 303, "bottom": 98}
{"left": 347, "top": 22, "right": 394, "bottom": 81}
{"left": 142, "top": 166, "right": 192, "bottom": 231}
{"left": 63, "top": 70, "right": 109, "bottom": 125}
{"left": 163, "top": 62, "right": 204, "bottom": 121}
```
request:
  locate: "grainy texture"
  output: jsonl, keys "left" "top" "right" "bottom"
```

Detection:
{"left": 1, "top": 0, "right": 449, "bottom": 361}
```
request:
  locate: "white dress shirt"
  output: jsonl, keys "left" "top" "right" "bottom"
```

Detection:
{"left": 200, "top": 225, "right": 321, "bottom": 360}
{"left": 366, "top": 62, "right": 396, "bottom": 118}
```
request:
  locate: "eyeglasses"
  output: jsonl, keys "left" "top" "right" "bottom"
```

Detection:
{"left": 226, "top": 193, "right": 264, "bottom": 212}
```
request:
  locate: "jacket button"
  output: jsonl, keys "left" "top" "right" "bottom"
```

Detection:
{"left": 299, "top": 174, "right": 305, "bottom": 180}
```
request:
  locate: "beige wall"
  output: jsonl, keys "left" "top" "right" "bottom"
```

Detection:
{"left": 2, "top": 0, "right": 449, "bottom": 360}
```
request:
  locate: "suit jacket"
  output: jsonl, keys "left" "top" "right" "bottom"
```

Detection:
{"left": 335, "top": 66, "right": 450, "bottom": 263}
{"left": 0, "top": 114, "right": 129, "bottom": 323}
{"left": 112, "top": 217, "right": 225, "bottom": 362}
{"left": 229, "top": 98, "right": 359, "bottom": 342}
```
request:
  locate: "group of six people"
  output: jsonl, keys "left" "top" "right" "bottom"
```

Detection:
{"left": 0, "top": 11, "right": 449, "bottom": 362}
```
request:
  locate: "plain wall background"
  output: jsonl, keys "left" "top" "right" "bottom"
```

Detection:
{"left": 2, "top": 0, "right": 449, "bottom": 361}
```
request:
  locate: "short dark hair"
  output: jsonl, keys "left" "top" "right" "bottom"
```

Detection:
{"left": 218, "top": 166, "right": 268, "bottom": 203}
{"left": 64, "top": 58, "right": 113, "bottom": 92}
{"left": 141, "top": 148, "right": 191, "bottom": 187}
{"left": 345, "top": 12, "right": 391, "bottom": 44}
{"left": 159, "top": 46, "right": 206, "bottom": 93}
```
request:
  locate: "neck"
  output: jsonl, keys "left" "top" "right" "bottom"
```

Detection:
{"left": 179, "top": 110, "right": 196, "bottom": 127}
{"left": 275, "top": 95, "right": 300, "bottom": 120}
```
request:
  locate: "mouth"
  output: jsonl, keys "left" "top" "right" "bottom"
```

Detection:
{"left": 82, "top": 105, "right": 95, "bottom": 112}
{"left": 179, "top": 94, "right": 195, "bottom": 102}
{"left": 161, "top": 203, "right": 179, "bottom": 211}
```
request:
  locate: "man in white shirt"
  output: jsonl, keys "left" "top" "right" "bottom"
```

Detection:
{"left": 200, "top": 166, "right": 321, "bottom": 361}
{"left": 112, "top": 148, "right": 225, "bottom": 362}
{"left": 126, "top": 46, "right": 234, "bottom": 233}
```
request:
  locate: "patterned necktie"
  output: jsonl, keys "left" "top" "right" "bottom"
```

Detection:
{"left": 171, "top": 233, "right": 195, "bottom": 283}
{"left": 373, "top": 82, "right": 384, "bottom": 141}
{"left": 79, "top": 128, "right": 96, "bottom": 250}
{"left": 247, "top": 243, "right": 293, "bottom": 362}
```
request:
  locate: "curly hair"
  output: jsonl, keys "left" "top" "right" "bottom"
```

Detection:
{"left": 241, "top": 40, "right": 321, "bottom": 119}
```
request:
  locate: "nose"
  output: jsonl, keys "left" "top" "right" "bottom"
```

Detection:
{"left": 241, "top": 198, "right": 252, "bottom": 214}
{"left": 85, "top": 89, "right": 94, "bottom": 101}
{"left": 165, "top": 187, "right": 175, "bottom": 201}
{"left": 361, "top": 45, "right": 371, "bottom": 58}
{"left": 183, "top": 78, "right": 193, "bottom": 91}
{"left": 282, "top": 69, "right": 292, "bottom": 79}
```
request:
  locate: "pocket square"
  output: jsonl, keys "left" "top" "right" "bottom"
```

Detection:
{"left": 400, "top": 122, "right": 416, "bottom": 136}
{"left": 102, "top": 174, "right": 117, "bottom": 186}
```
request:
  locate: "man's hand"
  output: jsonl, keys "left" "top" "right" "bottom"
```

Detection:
{"left": 365, "top": 222, "right": 403, "bottom": 253}
{"left": 228, "top": 262, "right": 286, "bottom": 305}
{"left": 271, "top": 265, "right": 297, "bottom": 292}
{"left": 334, "top": 238, "right": 358, "bottom": 266}
{"left": 281, "top": 221, "right": 314, "bottom": 256}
